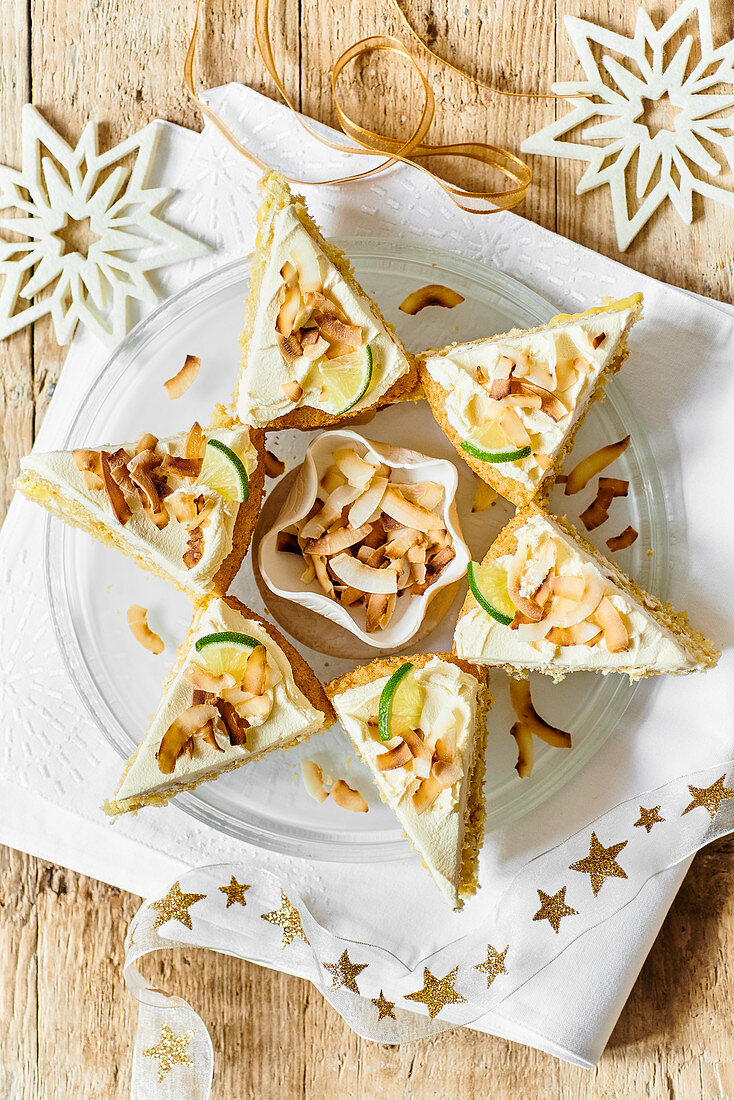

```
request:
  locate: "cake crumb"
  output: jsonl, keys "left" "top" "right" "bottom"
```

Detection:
{"left": 646, "top": 548, "right": 654, "bottom": 557}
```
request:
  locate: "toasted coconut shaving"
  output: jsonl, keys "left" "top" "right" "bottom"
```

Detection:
{"left": 215, "top": 698, "right": 249, "bottom": 746}
{"left": 402, "top": 728, "right": 433, "bottom": 778}
{"left": 161, "top": 454, "right": 202, "bottom": 480}
{"left": 472, "top": 478, "right": 497, "bottom": 512}
{"left": 511, "top": 722, "right": 534, "bottom": 778}
{"left": 331, "top": 779, "right": 368, "bottom": 813}
{"left": 127, "top": 605, "right": 164, "bottom": 654}
{"left": 534, "top": 453, "right": 553, "bottom": 471}
{"left": 281, "top": 379, "right": 303, "bottom": 402}
{"left": 301, "top": 759, "right": 328, "bottom": 802}
{"left": 156, "top": 704, "right": 219, "bottom": 773}
{"left": 607, "top": 525, "right": 638, "bottom": 552}
{"left": 399, "top": 283, "right": 465, "bottom": 314}
{"left": 184, "top": 664, "right": 236, "bottom": 693}
{"left": 330, "top": 552, "right": 398, "bottom": 595}
{"left": 100, "top": 452, "right": 132, "bottom": 524}
{"left": 185, "top": 422, "right": 204, "bottom": 462}
{"left": 183, "top": 532, "right": 204, "bottom": 569}
{"left": 509, "top": 678, "right": 572, "bottom": 748}
{"left": 580, "top": 486, "right": 615, "bottom": 531}
{"left": 243, "top": 645, "right": 267, "bottom": 695}
{"left": 432, "top": 758, "right": 462, "bottom": 787}
{"left": 564, "top": 435, "right": 631, "bottom": 495}
{"left": 334, "top": 448, "right": 378, "bottom": 488}
{"left": 305, "top": 522, "right": 372, "bottom": 557}
{"left": 598, "top": 476, "right": 629, "bottom": 497}
{"left": 376, "top": 740, "right": 413, "bottom": 771}
{"left": 264, "top": 449, "right": 286, "bottom": 478}
{"left": 509, "top": 378, "right": 567, "bottom": 421}
{"left": 168, "top": 491, "right": 198, "bottom": 524}
{"left": 164, "top": 354, "right": 200, "bottom": 399}
{"left": 412, "top": 776, "right": 442, "bottom": 814}
{"left": 381, "top": 487, "right": 445, "bottom": 533}
{"left": 594, "top": 597, "right": 629, "bottom": 653}
{"left": 135, "top": 433, "right": 158, "bottom": 456}
{"left": 73, "top": 448, "right": 104, "bottom": 491}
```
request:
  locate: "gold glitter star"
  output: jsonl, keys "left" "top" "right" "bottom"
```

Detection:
{"left": 474, "top": 943, "right": 509, "bottom": 988}
{"left": 143, "top": 1024, "right": 195, "bottom": 1081}
{"left": 634, "top": 805, "right": 665, "bottom": 833}
{"left": 261, "top": 890, "right": 309, "bottom": 948}
{"left": 532, "top": 887, "right": 578, "bottom": 933}
{"left": 682, "top": 775, "right": 734, "bottom": 821}
{"left": 569, "top": 832, "right": 628, "bottom": 896}
{"left": 405, "top": 966, "right": 467, "bottom": 1019}
{"left": 218, "top": 876, "right": 251, "bottom": 908}
{"left": 323, "top": 949, "right": 368, "bottom": 993}
{"left": 372, "top": 990, "right": 397, "bottom": 1021}
{"left": 150, "top": 882, "right": 207, "bottom": 931}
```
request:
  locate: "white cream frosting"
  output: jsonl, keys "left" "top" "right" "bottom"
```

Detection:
{"left": 423, "top": 307, "right": 636, "bottom": 490}
{"left": 237, "top": 205, "right": 411, "bottom": 426}
{"left": 332, "top": 658, "right": 481, "bottom": 907}
{"left": 114, "top": 600, "right": 326, "bottom": 805}
{"left": 455, "top": 512, "right": 697, "bottom": 677}
{"left": 20, "top": 425, "right": 259, "bottom": 595}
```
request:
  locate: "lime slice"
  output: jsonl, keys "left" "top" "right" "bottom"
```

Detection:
{"left": 460, "top": 418, "right": 531, "bottom": 464}
{"left": 461, "top": 439, "right": 532, "bottom": 463}
{"left": 314, "top": 344, "right": 374, "bottom": 415}
{"left": 467, "top": 561, "right": 515, "bottom": 625}
{"left": 198, "top": 438, "right": 249, "bottom": 502}
{"left": 194, "top": 631, "right": 260, "bottom": 680}
{"left": 378, "top": 661, "right": 424, "bottom": 743}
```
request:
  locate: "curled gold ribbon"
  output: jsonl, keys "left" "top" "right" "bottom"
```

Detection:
{"left": 184, "top": 0, "right": 534, "bottom": 213}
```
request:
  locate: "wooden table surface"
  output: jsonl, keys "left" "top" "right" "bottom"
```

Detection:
{"left": 1, "top": 1, "right": 733, "bottom": 1096}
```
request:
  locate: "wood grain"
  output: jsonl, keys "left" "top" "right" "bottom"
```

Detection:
{"left": 0, "top": 0, "right": 732, "bottom": 1096}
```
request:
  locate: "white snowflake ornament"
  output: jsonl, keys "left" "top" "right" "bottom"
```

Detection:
{"left": 0, "top": 106, "right": 208, "bottom": 346}
{"left": 521, "top": 0, "right": 734, "bottom": 249}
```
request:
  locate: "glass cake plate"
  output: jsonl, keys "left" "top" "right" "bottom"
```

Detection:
{"left": 45, "top": 241, "right": 669, "bottom": 861}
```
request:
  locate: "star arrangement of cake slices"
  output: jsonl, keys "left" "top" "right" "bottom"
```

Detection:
{"left": 16, "top": 167, "right": 720, "bottom": 910}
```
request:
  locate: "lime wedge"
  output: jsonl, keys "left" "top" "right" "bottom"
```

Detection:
{"left": 378, "top": 661, "right": 424, "bottom": 742}
{"left": 314, "top": 344, "right": 374, "bottom": 415}
{"left": 194, "top": 631, "right": 260, "bottom": 680}
{"left": 467, "top": 561, "right": 515, "bottom": 625}
{"left": 198, "top": 438, "right": 249, "bottom": 502}
{"left": 461, "top": 439, "right": 532, "bottom": 463}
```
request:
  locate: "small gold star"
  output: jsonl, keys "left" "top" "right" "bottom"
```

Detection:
{"left": 323, "top": 949, "right": 368, "bottom": 993}
{"left": 372, "top": 990, "right": 397, "bottom": 1020}
{"left": 261, "top": 890, "right": 309, "bottom": 948}
{"left": 682, "top": 775, "right": 734, "bottom": 821}
{"left": 634, "top": 805, "right": 665, "bottom": 833}
{"left": 143, "top": 1024, "right": 196, "bottom": 1081}
{"left": 405, "top": 966, "right": 467, "bottom": 1019}
{"left": 219, "top": 876, "right": 251, "bottom": 908}
{"left": 569, "top": 832, "right": 628, "bottom": 896}
{"left": 150, "top": 882, "right": 207, "bottom": 930}
{"left": 474, "top": 943, "right": 509, "bottom": 988}
{"left": 532, "top": 887, "right": 578, "bottom": 933}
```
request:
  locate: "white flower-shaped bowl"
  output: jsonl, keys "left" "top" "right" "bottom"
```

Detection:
{"left": 258, "top": 430, "right": 470, "bottom": 650}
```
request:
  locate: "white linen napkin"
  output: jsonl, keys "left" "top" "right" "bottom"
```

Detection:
{"left": 0, "top": 83, "right": 732, "bottom": 1067}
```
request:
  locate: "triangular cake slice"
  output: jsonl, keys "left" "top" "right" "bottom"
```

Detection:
{"left": 419, "top": 296, "right": 643, "bottom": 508}
{"left": 235, "top": 171, "right": 418, "bottom": 429}
{"left": 326, "top": 654, "right": 491, "bottom": 909}
{"left": 105, "top": 596, "right": 335, "bottom": 814}
{"left": 454, "top": 504, "right": 719, "bottom": 680}
{"left": 16, "top": 406, "right": 265, "bottom": 599}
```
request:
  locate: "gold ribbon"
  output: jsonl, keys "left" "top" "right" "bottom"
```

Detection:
{"left": 184, "top": 0, "right": 537, "bottom": 213}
